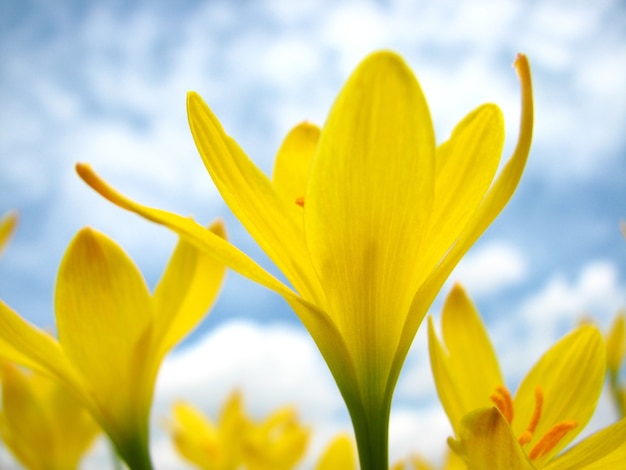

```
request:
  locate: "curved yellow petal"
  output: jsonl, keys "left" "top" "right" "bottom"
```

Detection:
{"left": 513, "top": 326, "right": 605, "bottom": 466}
{"left": 394, "top": 53, "right": 533, "bottom": 384}
{"left": 55, "top": 228, "right": 154, "bottom": 437}
{"left": 187, "top": 92, "right": 323, "bottom": 303}
{"left": 304, "top": 50, "right": 436, "bottom": 395}
{"left": 0, "top": 211, "right": 18, "bottom": 256}
{"left": 429, "top": 284, "right": 503, "bottom": 433}
{"left": 272, "top": 122, "right": 321, "bottom": 218}
{"left": 449, "top": 407, "right": 534, "bottom": 470}
{"left": 315, "top": 434, "right": 356, "bottom": 470}
{"left": 153, "top": 220, "right": 226, "bottom": 361}
{"left": 543, "top": 417, "right": 626, "bottom": 470}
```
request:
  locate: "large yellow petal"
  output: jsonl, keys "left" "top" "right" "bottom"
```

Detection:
{"left": 429, "top": 284, "right": 504, "bottom": 433}
{"left": 187, "top": 92, "right": 323, "bottom": 303}
{"left": 512, "top": 326, "right": 605, "bottom": 467}
{"left": 449, "top": 407, "right": 534, "bottom": 470}
{"left": 543, "top": 417, "right": 626, "bottom": 470}
{"left": 152, "top": 220, "right": 226, "bottom": 361}
{"left": 304, "top": 50, "right": 436, "bottom": 395}
{"left": 55, "top": 228, "right": 154, "bottom": 436}
{"left": 394, "top": 53, "right": 533, "bottom": 384}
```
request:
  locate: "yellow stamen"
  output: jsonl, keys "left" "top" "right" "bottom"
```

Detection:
{"left": 529, "top": 420, "right": 578, "bottom": 460}
{"left": 295, "top": 196, "right": 305, "bottom": 207}
{"left": 490, "top": 385, "right": 514, "bottom": 424}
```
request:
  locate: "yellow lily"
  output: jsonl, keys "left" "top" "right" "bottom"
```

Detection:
{"left": 0, "top": 361, "right": 100, "bottom": 469}
{"left": 167, "top": 392, "right": 308, "bottom": 470}
{"left": 0, "top": 224, "right": 226, "bottom": 469}
{"left": 76, "top": 50, "right": 533, "bottom": 468}
{"left": 429, "top": 284, "right": 626, "bottom": 469}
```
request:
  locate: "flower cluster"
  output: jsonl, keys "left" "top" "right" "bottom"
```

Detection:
{"left": 0, "top": 50, "right": 624, "bottom": 469}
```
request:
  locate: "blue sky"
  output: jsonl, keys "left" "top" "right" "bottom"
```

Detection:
{"left": 0, "top": 0, "right": 625, "bottom": 467}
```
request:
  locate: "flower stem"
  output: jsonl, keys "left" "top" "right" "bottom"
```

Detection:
{"left": 347, "top": 395, "right": 390, "bottom": 470}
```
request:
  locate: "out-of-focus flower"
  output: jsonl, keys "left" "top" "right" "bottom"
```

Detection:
{"left": 606, "top": 311, "right": 626, "bottom": 418}
{"left": 0, "top": 361, "right": 100, "bottom": 469}
{"left": 314, "top": 434, "right": 356, "bottom": 470}
{"left": 77, "top": 51, "right": 533, "bottom": 469}
{"left": 0, "top": 211, "right": 17, "bottom": 256}
{"left": 392, "top": 449, "right": 465, "bottom": 470}
{"left": 429, "top": 284, "right": 626, "bottom": 469}
{"left": 167, "top": 392, "right": 308, "bottom": 470}
{"left": 0, "top": 224, "right": 226, "bottom": 469}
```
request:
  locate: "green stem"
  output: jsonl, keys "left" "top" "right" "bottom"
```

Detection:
{"left": 114, "top": 432, "right": 154, "bottom": 470}
{"left": 346, "top": 395, "right": 391, "bottom": 470}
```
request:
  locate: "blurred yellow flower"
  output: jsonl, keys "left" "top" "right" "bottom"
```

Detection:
{"left": 0, "top": 224, "right": 226, "bottom": 469}
{"left": 606, "top": 311, "right": 626, "bottom": 418}
{"left": 167, "top": 392, "right": 308, "bottom": 470}
{"left": 0, "top": 362, "right": 100, "bottom": 470}
{"left": 77, "top": 50, "right": 533, "bottom": 468}
{"left": 314, "top": 434, "right": 356, "bottom": 470}
{"left": 0, "top": 211, "right": 17, "bottom": 256}
{"left": 429, "top": 284, "right": 626, "bottom": 469}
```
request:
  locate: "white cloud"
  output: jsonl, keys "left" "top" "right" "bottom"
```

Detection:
{"left": 446, "top": 241, "right": 528, "bottom": 296}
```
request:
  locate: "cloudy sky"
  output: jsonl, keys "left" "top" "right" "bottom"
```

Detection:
{"left": 0, "top": 0, "right": 625, "bottom": 468}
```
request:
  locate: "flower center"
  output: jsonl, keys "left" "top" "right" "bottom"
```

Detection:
{"left": 490, "top": 385, "right": 578, "bottom": 461}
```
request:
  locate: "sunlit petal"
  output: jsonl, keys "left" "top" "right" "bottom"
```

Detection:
{"left": 315, "top": 434, "right": 356, "bottom": 470}
{"left": 305, "top": 51, "right": 435, "bottom": 396}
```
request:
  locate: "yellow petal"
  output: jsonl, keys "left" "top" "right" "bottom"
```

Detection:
{"left": 429, "top": 284, "right": 504, "bottom": 433}
{"left": 315, "top": 434, "right": 356, "bottom": 470}
{"left": 423, "top": 104, "right": 504, "bottom": 273}
{"left": 449, "top": 407, "right": 534, "bottom": 470}
{"left": 187, "top": 92, "right": 323, "bottom": 302}
{"left": 152, "top": 220, "right": 226, "bottom": 361}
{"left": 272, "top": 121, "right": 320, "bottom": 215}
{"left": 55, "top": 228, "right": 154, "bottom": 434}
{"left": 543, "top": 417, "right": 626, "bottom": 470}
{"left": 513, "top": 326, "right": 605, "bottom": 466}
{"left": 304, "top": 50, "right": 435, "bottom": 393}
{"left": 171, "top": 402, "right": 222, "bottom": 468}
{"left": 0, "top": 211, "right": 18, "bottom": 256}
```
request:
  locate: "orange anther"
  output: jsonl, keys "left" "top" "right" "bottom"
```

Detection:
{"left": 295, "top": 196, "right": 305, "bottom": 207}
{"left": 490, "top": 385, "right": 514, "bottom": 424}
{"left": 529, "top": 420, "right": 578, "bottom": 460}
{"left": 526, "top": 387, "right": 544, "bottom": 435}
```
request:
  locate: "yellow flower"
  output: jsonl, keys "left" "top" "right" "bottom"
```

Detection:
{"left": 314, "top": 434, "right": 357, "bottom": 470}
{"left": 0, "top": 361, "right": 100, "bottom": 469}
{"left": 168, "top": 393, "right": 247, "bottom": 470}
{"left": 167, "top": 391, "right": 308, "bottom": 470}
{"left": 0, "top": 224, "right": 226, "bottom": 469}
{"left": 606, "top": 311, "right": 626, "bottom": 418}
{"left": 0, "top": 211, "right": 18, "bottom": 256}
{"left": 76, "top": 50, "right": 533, "bottom": 468}
{"left": 429, "top": 284, "right": 626, "bottom": 469}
